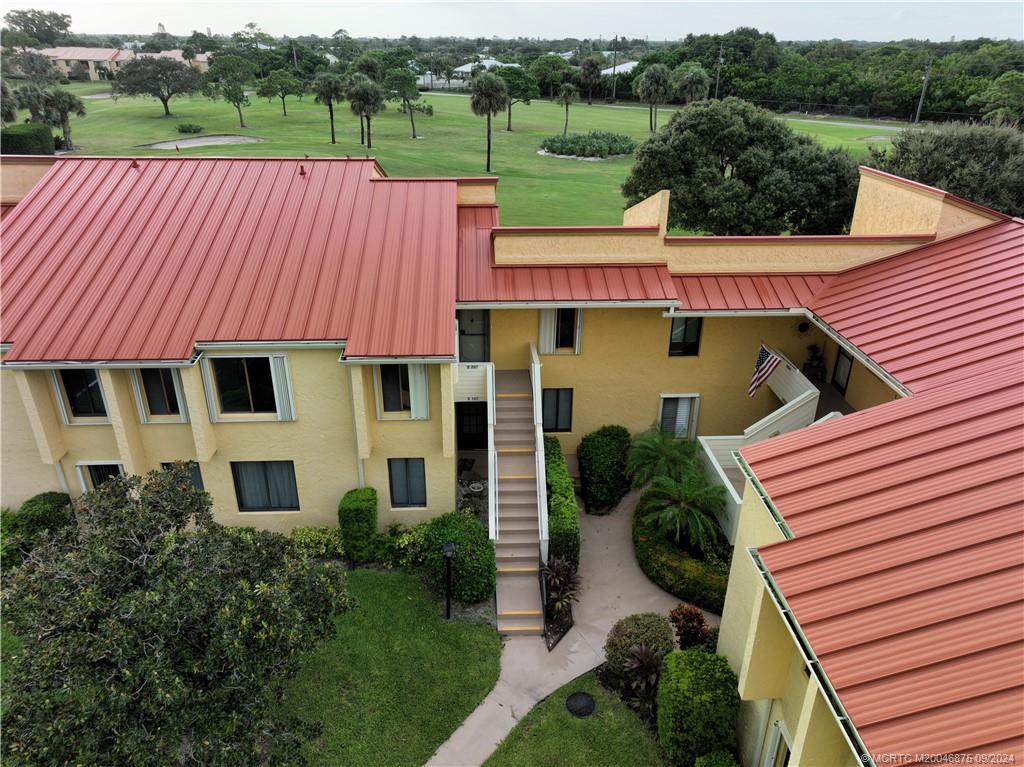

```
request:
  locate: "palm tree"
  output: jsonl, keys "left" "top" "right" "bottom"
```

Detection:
{"left": 347, "top": 76, "right": 385, "bottom": 149}
{"left": 312, "top": 72, "right": 346, "bottom": 144}
{"left": 2, "top": 80, "right": 19, "bottom": 125}
{"left": 557, "top": 82, "right": 578, "bottom": 136}
{"left": 470, "top": 72, "right": 508, "bottom": 173}
{"left": 45, "top": 87, "right": 85, "bottom": 150}
{"left": 637, "top": 470, "right": 725, "bottom": 552}
{"left": 634, "top": 63, "right": 672, "bottom": 132}
{"left": 673, "top": 62, "right": 711, "bottom": 104}
{"left": 626, "top": 425, "right": 697, "bottom": 489}
{"left": 579, "top": 55, "right": 603, "bottom": 105}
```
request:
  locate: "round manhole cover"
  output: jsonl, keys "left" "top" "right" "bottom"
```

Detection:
{"left": 565, "top": 691, "right": 596, "bottom": 718}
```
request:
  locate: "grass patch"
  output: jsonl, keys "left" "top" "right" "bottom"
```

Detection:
{"left": 484, "top": 671, "right": 665, "bottom": 767}
{"left": 282, "top": 568, "right": 501, "bottom": 767}
{"left": 13, "top": 87, "right": 897, "bottom": 225}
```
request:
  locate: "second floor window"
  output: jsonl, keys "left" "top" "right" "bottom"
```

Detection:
{"left": 669, "top": 317, "right": 703, "bottom": 357}
{"left": 140, "top": 368, "right": 180, "bottom": 416}
{"left": 212, "top": 357, "right": 277, "bottom": 414}
{"left": 380, "top": 364, "right": 411, "bottom": 412}
{"left": 59, "top": 369, "right": 107, "bottom": 418}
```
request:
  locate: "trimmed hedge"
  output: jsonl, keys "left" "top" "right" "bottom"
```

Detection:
{"left": 657, "top": 650, "right": 739, "bottom": 767}
{"left": 418, "top": 510, "right": 496, "bottom": 604}
{"left": 1, "top": 123, "right": 55, "bottom": 155}
{"left": 1, "top": 491, "right": 73, "bottom": 569}
{"left": 578, "top": 425, "right": 631, "bottom": 511}
{"left": 540, "top": 131, "right": 638, "bottom": 158}
{"left": 603, "top": 612, "right": 675, "bottom": 682}
{"left": 544, "top": 436, "right": 580, "bottom": 568}
{"left": 176, "top": 123, "right": 203, "bottom": 134}
{"left": 633, "top": 511, "right": 728, "bottom": 614}
{"left": 290, "top": 526, "right": 345, "bottom": 559}
{"left": 338, "top": 487, "right": 378, "bottom": 564}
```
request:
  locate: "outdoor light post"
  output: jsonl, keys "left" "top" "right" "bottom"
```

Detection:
{"left": 442, "top": 541, "right": 456, "bottom": 620}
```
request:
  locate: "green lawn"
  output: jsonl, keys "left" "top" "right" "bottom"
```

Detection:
{"left": 282, "top": 569, "right": 501, "bottom": 767}
{"left": 31, "top": 86, "right": 898, "bottom": 225}
{"left": 484, "top": 671, "right": 665, "bottom": 767}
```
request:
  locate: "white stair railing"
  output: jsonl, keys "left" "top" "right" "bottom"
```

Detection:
{"left": 485, "top": 362, "right": 498, "bottom": 541}
{"left": 529, "top": 344, "right": 550, "bottom": 562}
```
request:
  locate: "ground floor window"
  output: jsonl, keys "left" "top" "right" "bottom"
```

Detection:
{"left": 388, "top": 458, "right": 427, "bottom": 507}
{"left": 161, "top": 461, "right": 204, "bottom": 490}
{"left": 660, "top": 395, "right": 699, "bottom": 439}
{"left": 542, "top": 388, "right": 573, "bottom": 432}
{"left": 764, "top": 721, "right": 792, "bottom": 767}
{"left": 78, "top": 462, "right": 122, "bottom": 492}
{"left": 230, "top": 460, "right": 299, "bottom": 511}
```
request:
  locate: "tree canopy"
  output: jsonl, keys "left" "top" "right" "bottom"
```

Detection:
{"left": 967, "top": 70, "right": 1024, "bottom": 124}
{"left": 312, "top": 71, "right": 347, "bottom": 143}
{"left": 496, "top": 66, "right": 538, "bottom": 130}
{"left": 347, "top": 74, "right": 386, "bottom": 148}
{"left": 257, "top": 68, "right": 304, "bottom": 116}
{"left": 204, "top": 54, "right": 256, "bottom": 127}
{"left": 622, "top": 97, "right": 859, "bottom": 235}
{"left": 2, "top": 464, "right": 352, "bottom": 766}
{"left": 3, "top": 8, "right": 71, "bottom": 45}
{"left": 114, "top": 58, "right": 203, "bottom": 116}
{"left": 527, "top": 54, "right": 570, "bottom": 98}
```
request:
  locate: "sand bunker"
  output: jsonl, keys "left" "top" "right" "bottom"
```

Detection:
{"left": 144, "top": 135, "right": 264, "bottom": 150}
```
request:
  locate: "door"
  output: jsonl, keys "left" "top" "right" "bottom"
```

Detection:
{"left": 457, "top": 309, "right": 490, "bottom": 362}
{"left": 455, "top": 402, "right": 488, "bottom": 450}
{"left": 832, "top": 348, "right": 853, "bottom": 396}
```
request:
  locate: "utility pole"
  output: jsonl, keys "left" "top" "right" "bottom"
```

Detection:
{"left": 611, "top": 36, "right": 619, "bottom": 101}
{"left": 914, "top": 57, "right": 933, "bottom": 124}
{"left": 714, "top": 42, "right": 724, "bottom": 99}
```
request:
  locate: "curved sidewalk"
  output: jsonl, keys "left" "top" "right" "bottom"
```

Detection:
{"left": 426, "top": 493, "right": 715, "bottom": 767}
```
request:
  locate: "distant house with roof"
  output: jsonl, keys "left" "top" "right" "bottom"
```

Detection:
{"left": 37, "top": 46, "right": 209, "bottom": 80}
{"left": 601, "top": 60, "right": 638, "bottom": 77}
{"left": 452, "top": 58, "right": 520, "bottom": 79}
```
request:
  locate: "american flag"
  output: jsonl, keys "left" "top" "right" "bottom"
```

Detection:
{"left": 748, "top": 344, "right": 781, "bottom": 397}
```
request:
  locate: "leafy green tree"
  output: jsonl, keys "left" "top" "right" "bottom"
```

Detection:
{"left": 204, "top": 54, "right": 255, "bottom": 128}
{"left": 1, "top": 29, "right": 41, "bottom": 49}
{"left": 230, "top": 22, "right": 275, "bottom": 77}
{"left": 185, "top": 29, "right": 221, "bottom": 53}
{"left": 635, "top": 63, "right": 672, "bottom": 131}
{"left": 181, "top": 43, "right": 196, "bottom": 63}
{"left": 141, "top": 31, "right": 178, "bottom": 54}
{"left": 350, "top": 51, "right": 384, "bottom": 82}
{"left": 470, "top": 71, "right": 508, "bottom": 173}
{"left": 14, "top": 82, "right": 47, "bottom": 123}
{"left": 311, "top": 71, "right": 346, "bottom": 143}
{"left": 638, "top": 469, "right": 725, "bottom": 553}
{"left": 528, "top": 53, "right": 569, "bottom": 98}
{"left": 1, "top": 79, "right": 18, "bottom": 124}
{"left": 113, "top": 57, "right": 202, "bottom": 116}
{"left": 869, "top": 121, "right": 1024, "bottom": 217}
{"left": 2, "top": 464, "right": 352, "bottom": 767}
{"left": 579, "top": 54, "right": 603, "bottom": 105}
{"left": 11, "top": 49, "right": 58, "bottom": 84}
{"left": 968, "top": 70, "right": 1024, "bottom": 124}
{"left": 439, "top": 57, "right": 456, "bottom": 90}
{"left": 3, "top": 8, "right": 71, "bottom": 46}
{"left": 385, "top": 68, "right": 427, "bottom": 138}
{"left": 258, "top": 68, "right": 303, "bottom": 116}
{"left": 347, "top": 74, "right": 385, "bottom": 149}
{"left": 673, "top": 61, "right": 711, "bottom": 104}
{"left": 623, "top": 98, "right": 859, "bottom": 234}
{"left": 496, "top": 66, "right": 539, "bottom": 131}
{"left": 42, "top": 86, "right": 84, "bottom": 149}
{"left": 627, "top": 426, "right": 698, "bottom": 489}
{"left": 557, "top": 82, "right": 578, "bottom": 136}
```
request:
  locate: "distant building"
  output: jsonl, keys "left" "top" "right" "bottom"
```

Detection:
{"left": 452, "top": 59, "right": 520, "bottom": 79}
{"left": 37, "top": 46, "right": 210, "bottom": 80}
{"left": 600, "top": 60, "right": 638, "bottom": 77}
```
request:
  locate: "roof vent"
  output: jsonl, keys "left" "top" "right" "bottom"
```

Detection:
{"left": 299, "top": 164, "right": 306, "bottom": 177}
{"left": 130, "top": 159, "right": 140, "bottom": 169}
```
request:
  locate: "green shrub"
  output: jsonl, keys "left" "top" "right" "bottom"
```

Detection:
{"left": 176, "top": 123, "right": 203, "bottom": 134}
{"left": 657, "top": 650, "right": 739, "bottom": 767}
{"left": 603, "top": 612, "right": 675, "bottom": 682}
{"left": 695, "top": 751, "right": 740, "bottom": 767}
{"left": 338, "top": 487, "right": 378, "bottom": 564}
{"left": 418, "top": 510, "right": 495, "bottom": 604}
{"left": 1, "top": 123, "right": 55, "bottom": 155}
{"left": 540, "top": 130, "right": 638, "bottom": 158}
{"left": 578, "top": 425, "right": 631, "bottom": 511}
{"left": 290, "top": 526, "right": 344, "bottom": 559}
{"left": 669, "top": 603, "right": 712, "bottom": 649}
{"left": 544, "top": 436, "right": 580, "bottom": 568}
{"left": 633, "top": 511, "right": 728, "bottom": 613}
{"left": 2, "top": 491, "right": 73, "bottom": 569}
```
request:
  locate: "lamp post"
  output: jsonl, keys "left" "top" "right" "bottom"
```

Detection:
{"left": 442, "top": 541, "right": 456, "bottom": 620}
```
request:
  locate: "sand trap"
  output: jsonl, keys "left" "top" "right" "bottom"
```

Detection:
{"left": 537, "top": 149, "right": 632, "bottom": 162}
{"left": 143, "top": 135, "right": 264, "bottom": 150}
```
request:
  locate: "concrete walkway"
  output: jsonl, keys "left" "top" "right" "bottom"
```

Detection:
{"left": 426, "top": 492, "right": 718, "bottom": 767}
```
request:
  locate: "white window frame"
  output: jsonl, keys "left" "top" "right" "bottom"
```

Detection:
{"left": 658, "top": 393, "right": 700, "bottom": 439}
{"left": 763, "top": 720, "right": 792, "bottom": 767}
{"left": 538, "top": 307, "right": 582, "bottom": 355}
{"left": 200, "top": 354, "right": 296, "bottom": 423}
{"left": 373, "top": 363, "right": 429, "bottom": 421}
{"left": 74, "top": 460, "right": 124, "bottom": 493}
{"left": 130, "top": 368, "right": 189, "bottom": 424}
{"left": 50, "top": 369, "right": 111, "bottom": 426}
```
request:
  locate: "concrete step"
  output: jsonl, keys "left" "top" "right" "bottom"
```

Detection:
{"left": 498, "top": 453, "right": 535, "bottom": 479}
{"left": 496, "top": 573, "right": 543, "bottom": 612}
{"left": 496, "top": 545, "right": 539, "bottom": 566}
{"left": 495, "top": 424, "right": 535, "bottom": 437}
{"left": 496, "top": 401, "right": 534, "bottom": 416}
{"left": 497, "top": 530, "right": 539, "bottom": 545}
{"left": 497, "top": 562, "right": 540, "bottom": 575}
{"left": 497, "top": 444, "right": 534, "bottom": 454}
{"left": 498, "top": 496, "right": 538, "bottom": 512}
{"left": 498, "top": 516, "right": 539, "bottom": 533}
{"left": 495, "top": 369, "right": 531, "bottom": 394}
{"left": 496, "top": 615, "right": 544, "bottom": 635}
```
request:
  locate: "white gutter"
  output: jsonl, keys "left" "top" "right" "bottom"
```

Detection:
{"left": 457, "top": 300, "right": 679, "bottom": 309}
{"left": 338, "top": 355, "right": 457, "bottom": 364}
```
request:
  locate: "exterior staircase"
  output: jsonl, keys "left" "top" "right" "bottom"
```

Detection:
{"left": 493, "top": 370, "right": 545, "bottom": 636}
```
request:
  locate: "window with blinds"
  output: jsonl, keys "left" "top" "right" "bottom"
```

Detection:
{"left": 660, "top": 396, "right": 699, "bottom": 439}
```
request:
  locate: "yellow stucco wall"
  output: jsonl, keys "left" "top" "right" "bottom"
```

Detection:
{"left": 488, "top": 308, "right": 827, "bottom": 452}
{"left": 0, "top": 370, "right": 62, "bottom": 507}
{"left": 0, "top": 157, "right": 57, "bottom": 204}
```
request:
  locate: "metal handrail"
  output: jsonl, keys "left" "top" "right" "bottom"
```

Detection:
{"left": 485, "top": 362, "right": 498, "bottom": 541}
{"left": 528, "top": 343, "right": 550, "bottom": 561}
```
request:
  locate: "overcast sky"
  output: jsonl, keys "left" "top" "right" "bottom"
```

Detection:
{"left": 14, "top": 1, "right": 1024, "bottom": 42}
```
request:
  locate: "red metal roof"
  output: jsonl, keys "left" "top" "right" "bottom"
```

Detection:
{"left": 1, "top": 157, "right": 458, "bottom": 361}
{"left": 457, "top": 205, "right": 677, "bottom": 304}
{"left": 38, "top": 46, "right": 122, "bottom": 61}
{"left": 673, "top": 273, "right": 830, "bottom": 311}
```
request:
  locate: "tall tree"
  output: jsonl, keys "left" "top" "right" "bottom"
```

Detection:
{"left": 967, "top": 70, "right": 1024, "bottom": 124}
{"left": 11, "top": 50, "right": 58, "bottom": 84}
{"left": 579, "top": 55, "right": 603, "bottom": 105}
{"left": 113, "top": 58, "right": 202, "bottom": 117}
{"left": 14, "top": 83, "right": 48, "bottom": 123}
{"left": 1, "top": 79, "right": 18, "bottom": 124}
{"left": 3, "top": 8, "right": 71, "bottom": 46}
{"left": 528, "top": 54, "right": 570, "bottom": 98}
{"left": 258, "top": 68, "right": 303, "bottom": 116}
{"left": 347, "top": 75, "right": 385, "bottom": 149}
{"left": 2, "top": 465, "right": 352, "bottom": 766}
{"left": 350, "top": 51, "right": 384, "bottom": 82}
{"left": 385, "top": 68, "right": 426, "bottom": 139}
{"left": 557, "top": 82, "right": 578, "bottom": 136}
{"left": 203, "top": 55, "right": 255, "bottom": 128}
{"left": 470, "top": 71, "right": 508, "bottom": 173}
{"left": 622, "top": 98, "right": 859, "bottom": 235}
{"left": 312, "top": 71, "right": 347, "bottom": 143}
{"left": 672, "top": 61, "right": 711, "bottom": 104}
{"left": 1, "top": 29, "right": 41, "bottom": 49}
{"left": 635, "top": 63, "right": 672, "bottom": 131}
{"left": 44, "top": 86, "right": 85, "bottom": 149}
{"left": 496, "top": 66, "right": 539, "bottom": 131}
